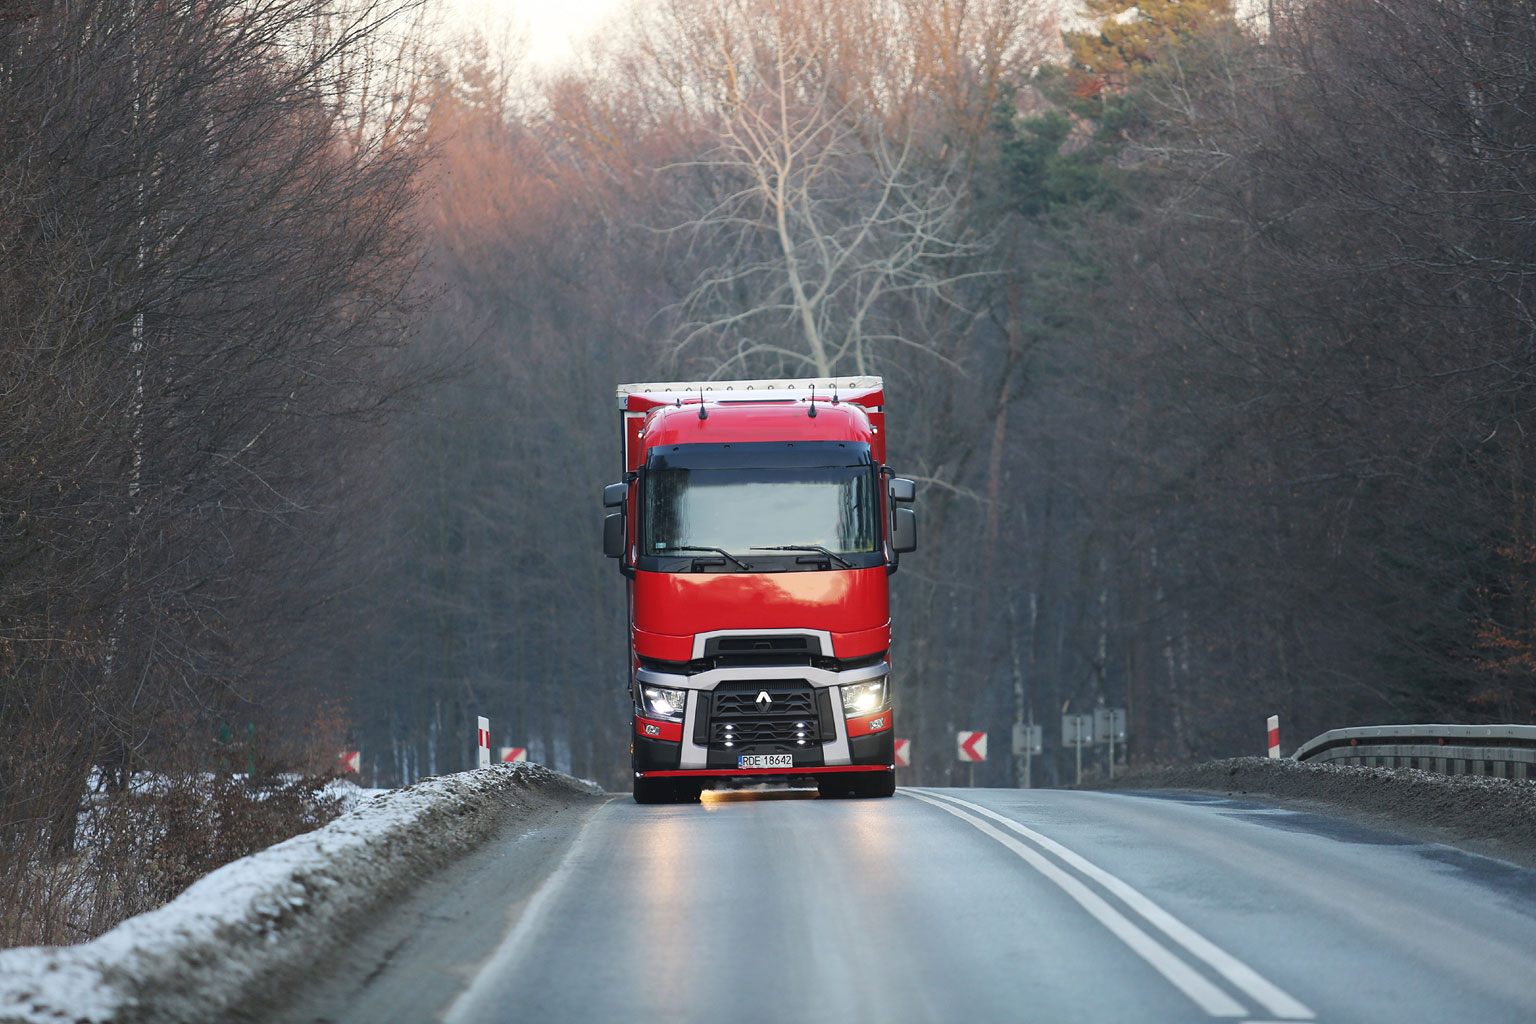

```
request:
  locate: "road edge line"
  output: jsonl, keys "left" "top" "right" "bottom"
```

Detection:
{"left": 914, "top": 790, "right": 1314, "bottom": 1022}
{"left": 904, "top": 791, "right": 1248, "bottom": 1019}
{"left": 441, "top": 796, "right": 614, "bottom": 1023}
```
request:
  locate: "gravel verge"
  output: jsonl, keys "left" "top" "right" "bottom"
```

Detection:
{"left": 1091, "top": 757, "right": 1536, "bottom": 868}
{"left": 0, "top": 763, "right": 604, "bottom": 1024}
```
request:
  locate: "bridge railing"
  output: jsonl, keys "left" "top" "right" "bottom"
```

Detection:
{"left": 1293, "top": 724, "right": 1536, "bottom": 781}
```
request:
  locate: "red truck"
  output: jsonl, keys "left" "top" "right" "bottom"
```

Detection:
{"left": 603, "top": 377, "right": 917, "bottom": 803}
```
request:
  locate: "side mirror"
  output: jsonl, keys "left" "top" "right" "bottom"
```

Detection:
{"left": 603, "top": 512, "right": 625, "bottom": 558}
{"left": 603, "top": 482, "right": 628, "bottom": 508}
{"left": 892, "top": 507, "right": 917, "bottom": 554}
{"left": 889, "top": 477, "right": 915, "bottom": 503}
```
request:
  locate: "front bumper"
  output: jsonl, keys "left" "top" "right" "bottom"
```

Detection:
{"left": 631, "top": 661, "right": 893, "bottom": 779}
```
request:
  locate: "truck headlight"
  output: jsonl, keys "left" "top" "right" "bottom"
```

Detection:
{"left": 841, "top": 679, "right": 888, "bottom": 716}
{"left": 641, "top": 685, "right": 687, "bottom": 722}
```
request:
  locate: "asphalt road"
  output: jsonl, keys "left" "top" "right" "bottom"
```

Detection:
{"left": 262, "top": 787, "right": 1536, "bottom": 1024}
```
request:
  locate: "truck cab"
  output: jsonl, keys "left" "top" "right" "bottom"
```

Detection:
{"left": 603, "top": 378, "right": 916, "bottom": 803}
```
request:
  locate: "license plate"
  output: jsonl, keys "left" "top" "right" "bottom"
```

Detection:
{"left": 738, "top": 754, "right": 793, "bottom": 769}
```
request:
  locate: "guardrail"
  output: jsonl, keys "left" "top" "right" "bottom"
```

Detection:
{"left": 1293, "top": 724, "right": 1536, "bottom": 780}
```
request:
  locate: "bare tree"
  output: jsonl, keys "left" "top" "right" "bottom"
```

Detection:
{"left": 621, "top": 0, "right": 1051, "bottom": 378}
{"left": 0, "top": 0, "right": 432, "bottom": 944}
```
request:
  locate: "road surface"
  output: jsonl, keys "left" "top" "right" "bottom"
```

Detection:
{"left": 256, "top": 787, "right": 1536, "bottom": 1024}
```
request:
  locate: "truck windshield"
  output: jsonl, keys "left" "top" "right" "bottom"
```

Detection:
{"left": 642, "top": 443, "right": 878, "bottom": 560}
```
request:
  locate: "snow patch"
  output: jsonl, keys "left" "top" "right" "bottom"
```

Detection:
{"left": 0, "top": 763, "right": 601, "bottom": 1024}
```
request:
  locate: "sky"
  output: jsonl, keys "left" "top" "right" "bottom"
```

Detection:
{"left": 438, "top": 2, "right": 1277, "bottom": 71}
{"left": 442, "top": 0, "right": 628, "bottom": 70}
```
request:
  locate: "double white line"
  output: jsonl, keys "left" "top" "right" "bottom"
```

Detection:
{"left": 906, "top": 790, "right": 1315, "bottom": 1023}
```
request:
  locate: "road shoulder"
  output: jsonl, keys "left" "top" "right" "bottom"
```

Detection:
{"left": 1089, "top": 757, "right": 1536, "bottom": 869}
{"left": 225, "top": 790, "right": 613, "bottom": 1024}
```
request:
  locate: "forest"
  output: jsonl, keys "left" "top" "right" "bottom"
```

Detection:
{"left": 3, "top": 0, "right": 1534, "bottom": 942}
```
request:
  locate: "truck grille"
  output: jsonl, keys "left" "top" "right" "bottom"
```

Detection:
{"left": 713, "top": 685, "right": 817, "bottom": 718}
{"left": 705, "top": 681, "right": 829, "bottom": 752}
{"left": 711, "top": 720, "right": 817, "bottom": 744}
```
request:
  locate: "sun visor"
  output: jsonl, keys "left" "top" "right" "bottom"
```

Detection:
{"left": 646, "top": 441, "right": 873, "bottom": 471}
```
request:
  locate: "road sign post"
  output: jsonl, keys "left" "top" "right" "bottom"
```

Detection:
{"left": 1267, "top": 715, "right": 1280, "bottom": 758}
{"left": 476, "top": 716, "right": 491, "bottom": 769}
{"left": 1094, "top": 707, "right": 1128, "bottom": 779}
{"left": 1062, "top": 713, "right": 1094, "bottom": 785}
{"left": 957, "top": 731, "right": 986, "bottom": 786}
{"left": 1012, "top": 722, "right": 1042, "bottom": 789}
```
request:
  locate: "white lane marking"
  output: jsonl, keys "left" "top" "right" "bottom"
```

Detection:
{"left": 440, "top": 812, "right": 591, "bottom": 1024}
{"left": 918, "top": 791, "right": 1315, "bottom": 1021}
{"left": 905, "top": 791, "right": 1248, "bottom": 1018}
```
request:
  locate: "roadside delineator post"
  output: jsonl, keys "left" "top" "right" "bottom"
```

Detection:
{"left": 477, "top": 716, "right": 491, "bottom": 768}
{"left": 956, "top": 731, "right": 986, "bottom": 787}
{"left": 1267, "top": 715, "right": 1280, "bottom": 759}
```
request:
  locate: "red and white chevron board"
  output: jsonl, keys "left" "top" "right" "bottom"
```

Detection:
{"left": 500, "top": 747, "right": 527, "bottom": 763}
{"left": 337, "top": 750, "right": 360, "bottom": 774}
{"left": 894, "top": 738, "right": 911, "bottom": 767}
{"left": 957, "top": 731, "right": 987, "bottom": 762}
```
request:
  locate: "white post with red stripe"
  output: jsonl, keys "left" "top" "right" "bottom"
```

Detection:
{"left": 477, "top": 716, "right": 491, "bottom": 768}
{"left": 1267, "top": 715, "right": 1280, "bottom": 759}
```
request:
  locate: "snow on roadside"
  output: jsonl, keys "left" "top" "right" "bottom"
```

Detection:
{"left": 1095, "top": 756, "right": 1536, "bottom": 867}
{"left": 0, "top": 763, "right": 603, "bottom": 1024}
{"left": 323, "top": 777, "right": 392, "bottom": 812}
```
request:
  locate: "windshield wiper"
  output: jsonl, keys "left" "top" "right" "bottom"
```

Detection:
{"left": 750, "top": 545, "right": 854, "bottom": 569}
{"left": 669, "top": 545, "right": 754, "bottom": 571}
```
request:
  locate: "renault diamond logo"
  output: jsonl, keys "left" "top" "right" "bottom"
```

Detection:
{"left": 756, "top": 690, "right": 772, "bottom": 709}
